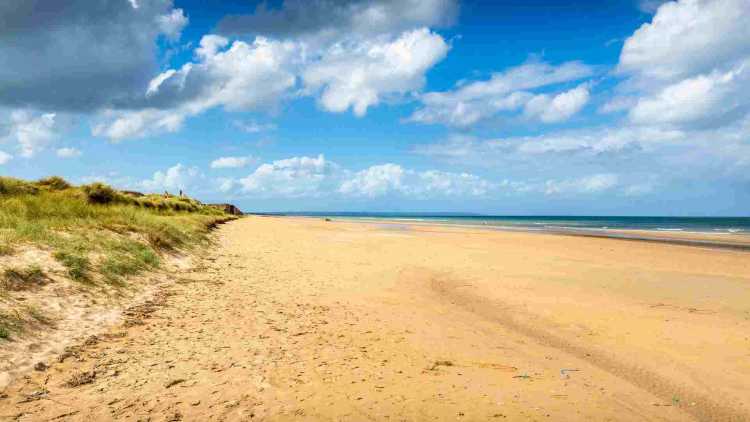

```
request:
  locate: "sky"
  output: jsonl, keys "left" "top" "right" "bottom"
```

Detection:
{"left": 1, "top": 0, "right": 749, "bottom": 215}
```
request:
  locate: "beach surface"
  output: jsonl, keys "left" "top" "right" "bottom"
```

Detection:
{"left": 1, "top": 216, "right": 749, "bottom": 421}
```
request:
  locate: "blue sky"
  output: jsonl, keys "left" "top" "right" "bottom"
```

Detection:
{"left": 1, "top": 0, "right": 749, "bottom": 215}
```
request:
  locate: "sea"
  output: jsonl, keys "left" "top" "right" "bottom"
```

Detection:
{"left": 270, "top": 213, "right": 750, "bottom": 235}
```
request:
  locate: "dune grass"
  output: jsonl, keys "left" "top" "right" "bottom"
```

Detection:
{"left": 0, "top": 176, "right": 236, "bottom": 339}
{"left": 2, "top": 264, "right": 46, "bottom": 291}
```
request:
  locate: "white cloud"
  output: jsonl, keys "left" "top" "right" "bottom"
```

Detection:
{"left": 415, "top": 126, "right": 685, "bottom": 163}
{"left": 413, "top": 170, "right": 493, "bottom": 197}
{"left": 303, "top": 28, "right": 449, "bottom": 116}
{"left": 408, "top": 60, "right": 594, "bottom": 127}
{"left": 94, "top": 35, "right": 298, "bottom": 140}
{"left": 56, "top": 147, "right": 82, "bottom": 158}
{"left": 413, "top": 115, "right": 750, "bottom": 198}
{"left": 157, "top": 8, "right": 188, "bottom": 41}
{"left": 614, "top": 0, "right": 750, "bottom": 130}
{"left": 524, "top": 84, "right": 590, "bottom": 123}
{"left": 0, "top": 151, "right": 11, "bottom": 164}
{"left": 628, "top": 61, "right": 750, "bottom": 127}
{"left": 339, "top": 164, "right": 493, "bottom": 198}
{"left": 599, "top": 95, "right": 637, "bottom": 114}
{"left": 339, "top": 164, "right": 405, "bottom": 197}
{"left": 93, "top": 108, "right": 184, "bottom": 141}
{"left": 140, "top": 163, "right": 201, "bottom": 193}
{"left": 234, "top": 154, "right": 494, "bottom": 199}
{"left": 545, "top": 174, "right": 619, "bottom": 195}
{"left": 2, "top": 111, "right": 59, "bottom": 157}
{"left": 619, "top": 0, "right": 750, "bottom": 81}
{"left": 210, "top": 156, "right": 256, "bottom": 169}
{"left": 90, "top": 5, "right": 452, "bottom": 141}
{"left": 240, "top": 154, "right": 340, "bottom": 198}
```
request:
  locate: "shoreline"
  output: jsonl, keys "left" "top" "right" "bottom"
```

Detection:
{"left": 285, "top": 215, "right": 750, "bottom": 251}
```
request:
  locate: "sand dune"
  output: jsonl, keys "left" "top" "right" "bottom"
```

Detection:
{"left": 1, "top": 216, "right": 749, "bottom": 421}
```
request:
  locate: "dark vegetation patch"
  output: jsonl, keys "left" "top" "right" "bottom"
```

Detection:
{"left": 2, "top": 265, "right": 47, "bottom": 291}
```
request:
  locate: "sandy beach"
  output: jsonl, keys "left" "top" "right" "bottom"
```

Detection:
{"left": 2, "top": 216, "right": 749, "bottom": 421}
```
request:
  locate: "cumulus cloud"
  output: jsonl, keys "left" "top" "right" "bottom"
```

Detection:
{"left": 339, "top": 164, "right": 493, "bottom": 198}
{"left": 61, "top": 1, "right": 454, "bottom": 141}
{"left": 233, "top": 154, "right": 495, "bottom": 199}
{"left": 407, "top": 60, "right": 594, "bottom": 127}
{"left": 210, "top": 156, "right": 257, "bottom": 169}
{"left": 217, "top": 0, "right": 458, "bottom": 43}
{"left": 303, "top": 28, "right": 449, "bottom": 116}
{"left": 523, "top": 84, "right": 590, "bottom": 123}
{"left": 239, "top": 154, "right": 340, "bottom": 198}
{"left": 628, "top": 60, "right": 750, "bottom": 127}
{"left": 233, "top": 154, "right": 638, "bottom": 199}
{"left": 619, "top": 0, "right": 750, "bottom": 81}
{"left": 0, "top": 151, "right": 11, "bottom": 165}
{"left": 0, "top": 0, "right": 187, "bottom": 111}
{"left": 412, "top": 170, "right": 493, "bottom": 197}
{"left": 95, "top": 25, "right": 449, "bottom": 139}
{"left": 339, "top": 164, "right": 405, "bottom": 197}
{"left": 140, "top": 163, "right": 201, "bottom": 192}
{"left": 95, "top": 35, "right": 298, "bottom": 140}
{"left": 156, "top": 8, "right": 188, "bottom": 41}
{"left": 56, "top": 147, "right": 82, "bottom": 158}
{"left": 615, "top": 0, "right": 750, "bottom": 129}
{"left": 1, "top": 111, "right": 59, "bottom": 157}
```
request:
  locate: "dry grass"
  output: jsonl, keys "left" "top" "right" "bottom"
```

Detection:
{"left": 2, "top": 265, "right": 47, "bottom": 291}
{"left": 64, "top": 370, "right": 96, "bottom": 387}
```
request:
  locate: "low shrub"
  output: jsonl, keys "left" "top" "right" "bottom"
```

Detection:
{"left": 0, "top": 177, "right": 39, "bottom": 196}
{"left": 82, "top": 182, "right": 116, "bottom": 204}
{"left": 36, "top": 176, "right": 72, "bottom": 191}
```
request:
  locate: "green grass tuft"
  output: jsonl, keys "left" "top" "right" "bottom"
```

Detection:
{"left": 53, "top": 251, "right": 91, "bottom": 282}
{"left": 100, "top": 239, "right": 160, "bottom": 283}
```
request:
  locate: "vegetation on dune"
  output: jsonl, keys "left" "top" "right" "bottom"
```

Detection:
{"left": 2, "top": 265, "right": 46, "bottom": 291}
{"left": 0, "top": 176, "right": 236, "bottom": 340}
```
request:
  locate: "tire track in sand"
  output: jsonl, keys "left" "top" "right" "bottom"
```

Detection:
{"left": 427, "top": 273, "right": 749, "bottom": 422}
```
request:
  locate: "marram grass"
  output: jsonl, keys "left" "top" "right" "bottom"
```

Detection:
{"left": 0, "top": 176, "right": 236, "bottom": 338}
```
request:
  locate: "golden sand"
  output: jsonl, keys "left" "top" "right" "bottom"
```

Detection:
{"left": 2, "top": 216, "right": 749, "bottom": 421}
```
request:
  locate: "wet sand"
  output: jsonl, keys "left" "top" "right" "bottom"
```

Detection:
{"left": 1, "top": 216, "right": 749, "bottom": 421}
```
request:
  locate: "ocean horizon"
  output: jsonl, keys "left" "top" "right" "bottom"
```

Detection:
{"left": 260, "top": 213, "right": 750, "bottom": 234}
